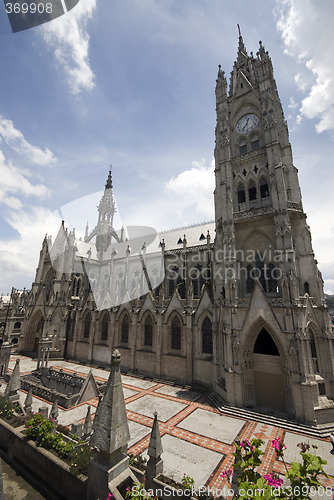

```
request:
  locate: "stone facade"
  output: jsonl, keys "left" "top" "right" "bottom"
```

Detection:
{"left": 14, "top": 33, "right": 334, "bottom": 425}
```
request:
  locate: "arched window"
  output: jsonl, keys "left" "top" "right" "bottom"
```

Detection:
{"left": 266, "top": 263, "right": 279, "bottom": 293}
{"left": 237, "top": 184, "right": 246, "bottom": 205}
{"left": 101, "top": 313, "right": 109, "bottom": 341}
{"left": 13, "top": 321, "right": 21, "bottom": 330}
{"left": 202, "top": 317, "right": 213, "bottom": 354}
{"left": 121, "top": 315, "right": 129, "bottom": 343}
{"left": 177, "top": 276, "right": 186, "bottom": 299}
{"left": 304, "top": 282, "right": 310, "bottom": 295}
{"left": 254, "top": 328, "right": 279, "bottom": 356}
{"left": 83, "top": 312, "right": 91, "bottom": 339}
{"left": 144, "top": 316, "right": 153, "bottom": 347}
{"left": 248, "top": 181, "right": 257, "bottom": 202}
{"left": 251, "top": 133, "right": 259, "bottom": 151}
{"left": 171, "top": 316, "right": 182, "bottom": 350}
{"left": 239, "top": 138, "right": 247, "bottom": 155}
{"left": 260, "top": 178, "right": 269, "bottom": 199}
{"left": 72, "top": 276, "right": 81, "bottom": 297}
{"left": 309, "top": 331, "right": 319, "bottom": 373}
{"left": 246, "top": 265, "right": 255, "bottom": 294}
{"left": 168, "top": 266, "right": 178, "bottom": 297}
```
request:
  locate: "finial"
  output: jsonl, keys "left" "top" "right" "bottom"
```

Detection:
{"left": 237, "top": 23, "right": 241, "bottom": 38}
{"left": 105, "top": 166, "right": 113, "bottom": 190}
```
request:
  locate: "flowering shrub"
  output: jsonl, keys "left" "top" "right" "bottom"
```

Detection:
{"left": 181, "top": 473, "right": 195, "bottom": 490}
{"left": 225, "top": 437, "right": 329, "bottom": 500}
{"left": 69, "top": 443, "right": 93, "bottom": 476}
{"left": 25, "top": 412, "right": 74, "bottom": 457}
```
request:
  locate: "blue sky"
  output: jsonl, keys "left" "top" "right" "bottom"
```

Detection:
{"left": 0, "top": 0, "right": 333, "bottom": 294}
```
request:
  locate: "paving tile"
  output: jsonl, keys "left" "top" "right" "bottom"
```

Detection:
{"left": 126, "top": 394, "right": 187, "bottom": 422}
{"left": 121, "top": 375, "right": 157, "bottom": 389}
{"left": 178, "top": 408, "right": 245, "bottom": 444}
{"left": 154, "top": 385, "right": 201, "bottom": 402}
{"left": 143, "top": 434, "right": 223, "bottom": 488}
{"left": 283, "top": 431, "right": 334, "bottom": 476}
{"left": 124, "top": 387, "right": 139, "bottom": 399}
{"left": 128, "top": 421, "right": 151, "bottom": 447}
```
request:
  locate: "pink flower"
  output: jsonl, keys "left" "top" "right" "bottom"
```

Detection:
{"left": 221, "top": 468, "right": 233, "bottom": 480}
{"left": 263, "top": 473, "right": 283, "bottom": 488}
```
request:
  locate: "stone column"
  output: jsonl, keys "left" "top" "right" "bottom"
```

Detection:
{"left": 4, "top": 358, "right": 21, "bottom": 402}
{"left": 0, "top": 342, "right": 11, "bottom": 378}
{"left": 37, "top": 337, "right": 52, "bottom": 370}
{"left": 88, "top": 349, "right": 138, "bottom": 500}
{"left": 145, "top": 411, "right": 163, "bottom": 491}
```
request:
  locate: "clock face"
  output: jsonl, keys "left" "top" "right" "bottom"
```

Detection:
{"left": 236, "top": 114, "right": 258, "bottom": 134}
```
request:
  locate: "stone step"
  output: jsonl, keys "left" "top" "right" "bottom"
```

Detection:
{"left": 207, "top": 392, "right": 333, "bottom": 439}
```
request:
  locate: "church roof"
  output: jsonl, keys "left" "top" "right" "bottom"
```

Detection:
{"left": 74, "top": 220, "right": 215, "bottom": 262}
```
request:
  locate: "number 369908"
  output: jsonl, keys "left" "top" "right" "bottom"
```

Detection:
{"left": 6, "top": 3, "right": 53, "bottom": 14}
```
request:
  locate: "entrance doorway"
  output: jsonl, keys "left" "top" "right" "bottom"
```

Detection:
{"left": 253, "top": 328, "right": 286, "bottom": 412}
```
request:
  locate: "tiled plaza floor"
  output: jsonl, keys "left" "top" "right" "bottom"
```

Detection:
{"left": 4, "top": 355, "right": 334, "bottom": 496}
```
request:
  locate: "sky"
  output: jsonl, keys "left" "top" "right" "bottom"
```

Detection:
{"left": 0, "top": 0, "right": 333, "bottom": 295}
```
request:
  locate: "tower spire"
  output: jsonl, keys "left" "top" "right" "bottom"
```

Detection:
{"left": 105, "top": 165, "right": 113, "bottom": 189}
{"left": 236, "top": 23, "right": 247, "bottom": 59}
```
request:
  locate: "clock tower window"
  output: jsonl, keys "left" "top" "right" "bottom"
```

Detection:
{"left": 239, "top": 138, "right": 247, "bottom": 155}
{"left": 250, "top": 133, "right": 260, "bottom": 151}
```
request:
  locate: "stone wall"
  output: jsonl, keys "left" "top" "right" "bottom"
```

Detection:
{"left": 0, "top": 419, "right": 87, "bottom": 500}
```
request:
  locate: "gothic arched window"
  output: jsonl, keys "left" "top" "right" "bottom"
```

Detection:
{"left": 171, "top": 316, "right": 182, "bottom": 350}
{"left": 260, "top": 177, "right": 269, "bottom": 199}
{"left": 237, "top": 183, "right": 246, "bottom": 204}
{"left": 248, "top": 181, "right": 257, "bottom": 202}
{"left": 239, "top": 138, "right": 247, "bottom": 155}
{"left": 144, "top": 316, "right": 153, "bottom": 347}
{"left": 101, "top": 313, "right": 109, "bottom": 341}
{"left": 121, "top": 315, "right": 129, "bottom": 343}
{"left": 83, "top": 312, "right": 91, "bottom": 339}
{"left": 251, "top": 133, "right": 259, "bottom": 151}
{"left": 202, "top": 317, "right": 213, "bottom": 354}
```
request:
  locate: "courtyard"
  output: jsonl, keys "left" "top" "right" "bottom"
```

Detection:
{"left": 2, "top": 354, "right": 334, "bottom": 496}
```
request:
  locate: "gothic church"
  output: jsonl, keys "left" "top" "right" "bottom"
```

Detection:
{"left": 15, "top": 32, "right": 334, "bottom": 425}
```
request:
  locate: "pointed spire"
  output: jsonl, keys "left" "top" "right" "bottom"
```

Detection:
{"left": 105, "top": 167, "right": 113, "bottom": 190}
{"left": 90, "top": 349, "right": 130, "bottom": 454}
{"left": 237, "top": 23, "right": 247, "bottom": 56}
{"left": 83, "top": 405, "right": 92, "bottom": 438}
{"left": 50, "top": 399, "right": 59, "bottom": 423}
{"left": 145, "top": 411, "right": 163, "bottom": 489}
{"left": 148, "top": 411, "right": 163, "bottom": 459}
{"left": 24, "top": 387, "right": 33, "bottom": 413}
{"left": 4, "top": 358, "right": 21, "bottom": 401}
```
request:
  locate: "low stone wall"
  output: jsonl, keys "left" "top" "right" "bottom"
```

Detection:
{"left": 0, "top": 418, "right": 194, "bottom": 500}
{"left": 0, "top": 418, "right": 87, "bottom": 500}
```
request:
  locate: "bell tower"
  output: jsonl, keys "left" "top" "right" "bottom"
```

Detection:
{"left": 213, "top": 28, "right": 334, "bottom": 425}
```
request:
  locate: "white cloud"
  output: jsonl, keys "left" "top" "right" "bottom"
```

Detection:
{"left": 0, "top": 151, "right": 50, "bottom": 209}
{"left": 0, "top": 116, "right": 56, "bottom": 166}
{"left": 40, "top": 0, "right": 97, "bottom": 94}
{"left": 165, "top": 159, "right": 215, "bottom": 219}
{"left": 276, "top": 0, "right": 334, "bottom": 134}
{"left": 288, "top": 96, "right": 298, "bottom": 109}
{"left": 0, "top": 206, "right": 60, "bottom": 293}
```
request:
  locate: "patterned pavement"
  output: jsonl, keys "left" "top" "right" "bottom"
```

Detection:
{"left": 5, "top": 355, "right": 334, "bottom": 496}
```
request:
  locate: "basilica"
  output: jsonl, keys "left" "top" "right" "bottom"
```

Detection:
{"left": 5, "top": 32, "right": 334, "bottom": 425}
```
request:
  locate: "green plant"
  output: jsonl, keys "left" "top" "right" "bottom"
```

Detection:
{"left": 125, "top": 483, "right": 152, "bottom": 500}
{"left": 227, "top": 438, "right": 329, "bottom": 500}
{"left": 69, "top": 443, "right": 93, "bottom": 476}
{"left": 25, "top": 412, "right": 74, "bottom": 458}
{"left": 181, "top": 473, "right": 195, "bottom": 490}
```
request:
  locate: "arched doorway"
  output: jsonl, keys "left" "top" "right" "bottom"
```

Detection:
{"left": 253, "top": 328, "right": 286, "bottom": 412}
{"left": 25, "top": 312, "right": 44, "bottom": 352}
